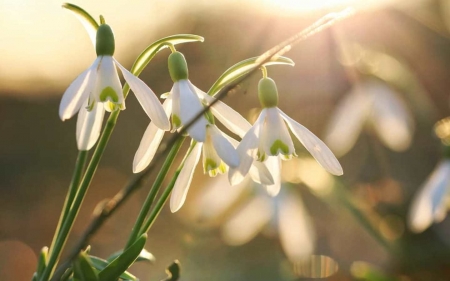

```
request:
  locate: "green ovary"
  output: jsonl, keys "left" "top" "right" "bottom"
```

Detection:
{"left": 99, "top": 86, "right": 119, "bottom": 103}
{"left": 270, "top": 139, "right": 290, "bottom": 156}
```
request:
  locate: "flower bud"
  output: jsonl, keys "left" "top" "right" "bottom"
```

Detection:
{"left": 168, "top": 52, "right": 189, "bottom": 82}
{"left": 258, "top": 77, "right": 278, "bottom": 108}
{"left": 96, "top": 24, "right": 115, "bottom": 56}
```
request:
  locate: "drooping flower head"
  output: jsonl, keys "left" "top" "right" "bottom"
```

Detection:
{"left": 229, "top": 72, "right": 343, "bottom": 190}
{"left": 59, "top": 19, "right": 169, "bottom": 150}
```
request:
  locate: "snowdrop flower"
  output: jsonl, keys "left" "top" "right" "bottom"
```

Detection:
{"left": 324, "top": 79, "right": 414, "bottom": 157}
{"left": 133, "top": 51, "right": 253, "bottom": 173}
{"left": 59, "top": 23, "right": 169, "bottom": 150}
{"left": 186, "top": 176, "right": 316, "bottom": 262}
{"left": 229, "top": 76, "right": 343, "bottom": 187}
{"left": 408, "top": 159, "right": 450, "bottom": 233}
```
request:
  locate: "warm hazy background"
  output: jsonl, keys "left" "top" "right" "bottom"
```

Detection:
{"left": 2, "top": 0, "right": 450, "bottom": 280}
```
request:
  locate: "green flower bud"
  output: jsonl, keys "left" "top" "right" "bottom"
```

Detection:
{"left": 258, "top": 77, "right": 278, "bottom": 108}
{"left": 168, "top": 52, "right": 189, "bottom": 82}
{"left": 96, "top": 24, "right": 115, "bottom": 56}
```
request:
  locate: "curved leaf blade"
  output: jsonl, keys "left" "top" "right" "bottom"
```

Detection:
{"left": 107, "top": 248, "right": 156, "bottom": 264}
{"left": 74, "top": 253, "right": 99, "bottom": 281}
{"left": 98, "top": 234, "right": 147, "bottom": 281}
{"left": 89, "top": 256, "right": 137, "bottom": 281}
{"left": 62, "top": 3, "right": 99, "bottom": 46}
{"left": 207, "top": 56, "right": 295, "bottom": 96}
{"left": 131, "top": 34, "right": 204, "bottom": 76}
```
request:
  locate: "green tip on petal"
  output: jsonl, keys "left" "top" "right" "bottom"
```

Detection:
{"left": 168, "top": 51, "right": 189, "bottom": 82}
{"left": 96, "top": 24, "right": 115, "bottom": 56}
{"left": 258, "top": 77, "right": 278, "bottom": 108}
{"left": 99, "top": 86, "right": 119, "bottom": 103}
{"left": 270, "top": 139, "right": 290, "bottom": 155}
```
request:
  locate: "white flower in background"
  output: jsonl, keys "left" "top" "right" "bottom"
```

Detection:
{"left": 133, "top": 51, "right": 253, "bottom": 173}
{"left": 59, "top": 24, "right": 169, "bottom": 150}
{"left": 186, "top": 176, "right": 316, "bottom": 262}
{"left": 324, "top": 79, "right": 414, "bottom": 157}
{"left": 408, "top": 159, "right": 450, "bottom": 233}
{"left": 229, "top": 77, "right": 343, "bottom": 188}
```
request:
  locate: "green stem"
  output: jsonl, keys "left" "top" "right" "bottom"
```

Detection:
{"left": 124, "top": 136, "right": 185, "bottom": 248}
{"left": 40, "top": 111, "right": 120, "bottom": 281}
{"left": 48, "top": 151, "right": 88, "bottom": 257}
{"left": 139, "top": 143, "right": 195, "bottom": 236}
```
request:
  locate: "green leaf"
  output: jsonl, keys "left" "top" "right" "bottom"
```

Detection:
{"left": 36, "top": 246, "right": 48, "bottom": 278}
{"left": 107, "top": 248, "right": 156, "bottom": 264}
{"left": 89, "top": 256, "right": 137, "bottom": 281}
{"left": 207, "top": 56, "right": 295, "bottom": 96}
{"left": 98, "top": 234, "right": 147, "bottom": 281}
{"left": 62, "top": 3, "right": 99, "bottom": 45}
{"left": 73, "top": 253, "right": 99, "bottom": 281}
{"left": 160, "top": 260, "right": 180, "bottom": 281}
{"left": 130, "top": 34, "right": 204, "bottom": 76}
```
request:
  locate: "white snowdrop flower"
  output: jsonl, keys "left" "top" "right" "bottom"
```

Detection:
{"left": 229, "top": 77, "right": 343, "bottom": 187}
{"left": 324, "top": 79, "right": 414, "bottom": 157}
{"left": 59, "top": 23, "right": 169, "bottom": 150}
{"left": 408, "top": 159, "right": 450, "bottom": 233}
{"left": 133, "top": 51, "right": 253, "bottom": 173}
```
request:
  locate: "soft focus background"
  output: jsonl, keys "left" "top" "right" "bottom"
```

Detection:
{"left": 2, "top": 0, "right": 450, "bottom": 280}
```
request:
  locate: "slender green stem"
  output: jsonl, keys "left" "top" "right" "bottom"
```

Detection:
{"left": 139, "top": 143, "right": 195, "bottom": 236}
{"left": 40, "top": 111, "right": 120, "bottom": 281}
{"left": 124, "top": 136, "right": 185, "bottom": 248}
{"left": 49, "top": 151, "right": 88, "bottom": 257}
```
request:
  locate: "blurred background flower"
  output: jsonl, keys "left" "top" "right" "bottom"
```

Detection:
{"left": 3, "top": 0, "right": 450, "bottom": 280}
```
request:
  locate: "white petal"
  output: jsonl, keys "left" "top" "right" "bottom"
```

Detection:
{"left": 95, "top": 56, "right": 124, "bottom": 106}
{"left": 369, "top": 81, "right": 414, "bottom": 152}
{"left": 59, "top": 58, "right": 99, "bottom": 120}
{"left": 190, "top": 176, "right": 250, "bottom": 223}
{"left": 408, "top": 160, "right": 450, "bottom": 233}
{"left": 222, "top": 196, "right": 273, "bottom": 246}
{"left": 263, "top": 156, "right": 281, "bottom": 196}
{"left": 133, "top": 99, "right": 172, "bottom": 173}
{"left": 194, "top": 86, "right": 252, "bottom": 138}
{"left": 179, "top": 80, "right": 208, "bottom": 142}
{"left": 278, "top": 190, "right": 315, "bottom": 262}
{"left": 260, "top": 107, "right": 294, "bottom": 157}
{"left": 170, "top": 143, "right": 202, "bottom": 213}
{"left": 323, "top": 87, "right": 371, "bottom": 157}
{"left": 249, "top": 160, "right": 274, "bottom": 185}
{"left": 279, "top": 108, "right": 343, "bottom": 176}
{"left": 228, "top": 110, "right": 266, "bottom": 186}
{"left": 209, "top": 126, "right": 239, "bottom": 168}
{"left": 115, "top": 58, "right": 170, "bottom": 130}
{"left": 76, "top": 100, "right": 105, "bottom": 151}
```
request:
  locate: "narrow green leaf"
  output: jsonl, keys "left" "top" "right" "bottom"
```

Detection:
{"left": 107, "top": 248, "right": 156, "bottom": 264}
{"left": 207, "top": 56, "right": 295, "bottom": 96}
{"left": 62, "top": 3, "right": 99, "bottom": 45}
{"left": 98, "top": 234, "right": 147, "bottom": 281}
{"left": 36, "top": 246, "right": 48, "bottom": 278}
{"left": 89, "top": 256, "right": 137, "bottom": 281}
{"left": 161, "top": 260, "right": 180, "bottom": 281}
{"left": 73, "top": 253, "right": 99, "bottom": 281}
{"left": 131, "top": 34, "right": 204, "bottom": 76}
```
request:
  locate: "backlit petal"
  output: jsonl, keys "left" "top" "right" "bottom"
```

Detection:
{"left": 408, "top": 160, "right": 450, "bottom": 233}
{"left": 115, "top": 58, "right": 170, "bottom": 130}
{"left": 179, "top": 80, "right": 208, "bottom": 142}
{"left": 170, "top": 143, "right": 202, "bottom": 213}
{"left": 95, "top": 56, "right": 123, "bottom": 107}
{"left": 195, "top": 87, "right": 251, "bottom": 138}
{"left": 279, "top": 108, "right": 343, "bottom": 176}
{"left": 222, "top": 196, "right": 273, "bottom": 245}
{"left": 323, "top": 87, "right": 371, "bottom": 157}
{"left": 263, "top": 156, "right": 281, "bottom": 196}
{"left": 249, "top": 160, "right": 274, "bottom": 185}
{"left": 278, "top": 189, "right": 315, "bottom": 262}
{"left": 133, "top": 99, "right": 172, "bottom": 173}
{"left": 260, "top": 107, "right": 294, "bottom": 158}
{"left": 228, "top": 110, "right": 266, "bottom": 185}
{"left": 76, "top": 100, "right": 105, "bottom": 151}
{"left": 210, "top": 126, "right": 239, "bottom": 168}
{"left": 59, "top": 57, "right": 99, "bottom": 120}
